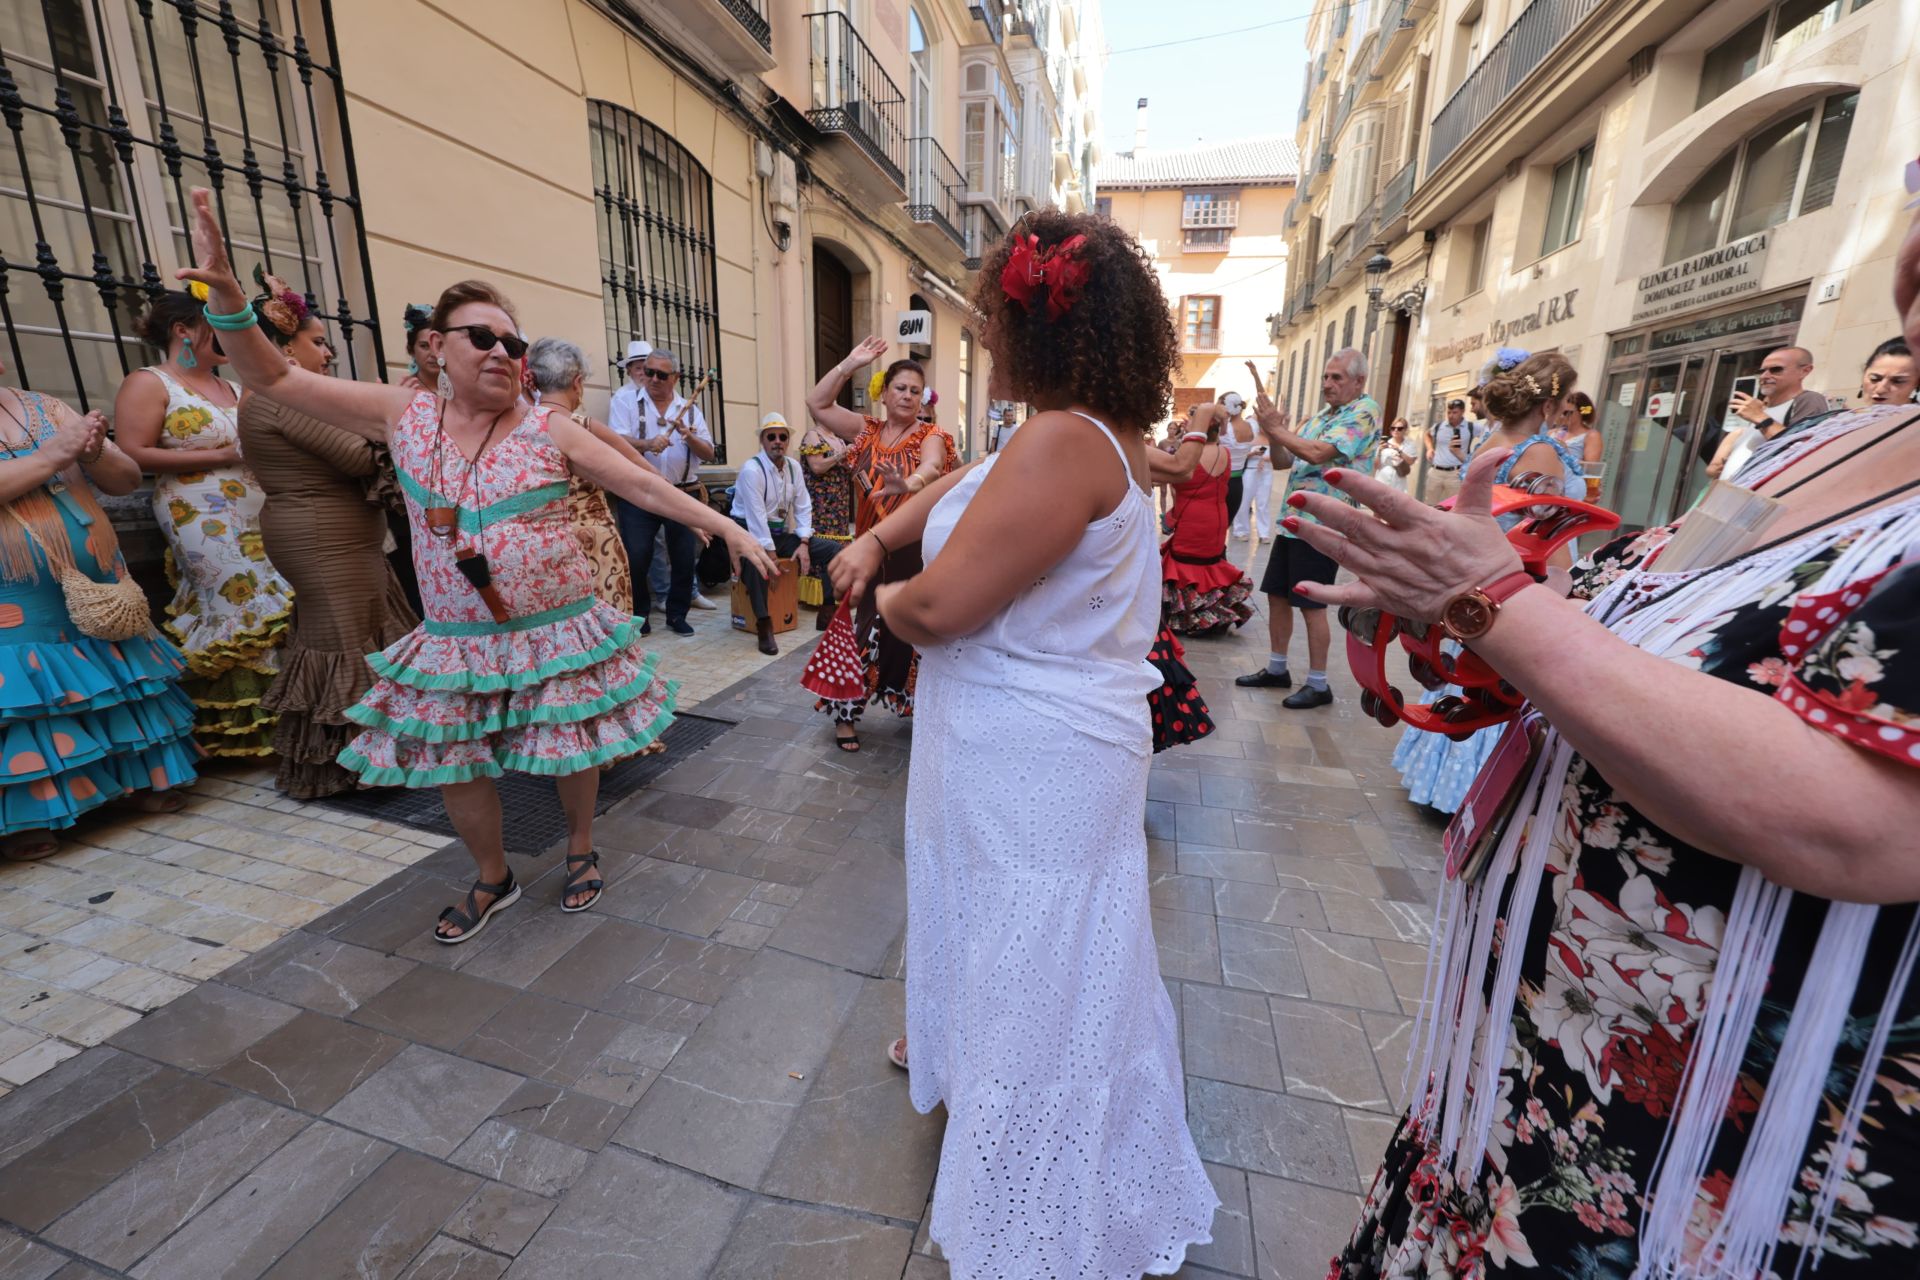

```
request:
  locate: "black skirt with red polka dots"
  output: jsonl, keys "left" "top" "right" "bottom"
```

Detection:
{"left": 1147, "top": 625, "right": 1215, "bottom": 754}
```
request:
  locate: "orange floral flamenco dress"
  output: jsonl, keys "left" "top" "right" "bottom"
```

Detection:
{"left": 813, "top": 417, "right": 955, "bottom": 725}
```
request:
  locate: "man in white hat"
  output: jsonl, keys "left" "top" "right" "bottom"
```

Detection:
{"left": 607, "top": 339, "right": 652, "bottom": 440}
{"left": 730, "top": 412, "right": 838, "bottom": 655}
{"left": 607, "top": 338, "right": 716, "bottom": 616}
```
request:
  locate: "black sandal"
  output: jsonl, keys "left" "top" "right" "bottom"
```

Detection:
{"left": 562, "top": 851, "right": 604, "bottom": 914}
{"left": 834, "top": 726, "right": 861, "bottom": 753}
{"left": 434, "top": 872, "right": 520, "bottom": 945}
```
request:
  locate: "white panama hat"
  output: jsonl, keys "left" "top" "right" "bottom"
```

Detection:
{"left": 614, "top": 339, "right": 652, "bottom": 366}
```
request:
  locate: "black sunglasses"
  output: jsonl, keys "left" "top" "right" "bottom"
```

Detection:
{"left": 763, "top": 431, "right": 790, "bottom": 442}
{"left": 441, "top": 324, "right": 528, "bottom": 360}
{"left": 643, "top": 368, "right": 676, "bottom": 381}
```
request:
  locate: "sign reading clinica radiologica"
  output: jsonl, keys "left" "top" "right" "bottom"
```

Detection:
{"left": 1631, "top": 232, "right": 1771, "bottom": 325}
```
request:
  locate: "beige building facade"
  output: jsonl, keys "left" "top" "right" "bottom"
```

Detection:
{"left": 1097, "top": 132, "right": 1298, "bottom": 415}
{"left": 4, "top": 0, "right": 1107, "bottom": 476}
{"left": 1275, "top": 0, "right": 1916, "bottom": 528}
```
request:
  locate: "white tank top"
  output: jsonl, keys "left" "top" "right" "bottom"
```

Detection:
{"left": 1223, "top": 418, "right": 1257, "bottom": 472}
{"left": 919, "top": 410, "right": 1161, "bottom": 753}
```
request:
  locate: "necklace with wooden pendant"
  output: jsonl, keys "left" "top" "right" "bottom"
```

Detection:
{"left": 428, "top": 401, "right": 517, "bottom": 622}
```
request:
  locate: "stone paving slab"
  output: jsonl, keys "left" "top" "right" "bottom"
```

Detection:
{"left": 0, "top": 537, "right": 1447, "bottom": 1277}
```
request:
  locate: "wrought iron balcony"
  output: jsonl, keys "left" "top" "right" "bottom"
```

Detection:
{"left": 718, "top": 0, "right": 771, "bottom": 50}
{"left": 969, "top": 0, "right": 1004, "bottom": 43}
{"left": 804, "top": 11, "right": 907, "bottom": 189}
{"left": 908, "top": 138, "right": 965, "bottom": 250}
{"left": 1376, "top": 160, "right": 1415, "bottom": 227}
{"left": 1427, "top": 0, "right": 1605, "bottom": 175}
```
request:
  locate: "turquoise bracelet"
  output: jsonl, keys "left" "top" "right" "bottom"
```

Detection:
{"left": 202, "top": 302, "right": 258, "bottom": 331}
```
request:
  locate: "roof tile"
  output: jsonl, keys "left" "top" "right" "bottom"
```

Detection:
{"left": 1095, "top": 136, "right": 1300, "bottom": 189}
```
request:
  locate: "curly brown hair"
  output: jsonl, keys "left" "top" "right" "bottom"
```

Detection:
{"left": 1482, "top": 352, "right": 1577, "bottom": 422}
{"left": 968, "top": 209, "right": 1180, "bottom": 431}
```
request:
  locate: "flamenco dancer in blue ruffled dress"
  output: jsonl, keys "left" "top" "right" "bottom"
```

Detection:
{"left": 1393, "top": 350, "right": 1587, "bottom": 811}
{"left": 0, "top": 368, "right": 198, "bottom": 860}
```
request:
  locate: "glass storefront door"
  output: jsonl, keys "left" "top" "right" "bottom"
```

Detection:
{"left": 1612, "top": 357, "right": 1706, "bottom": 530}
{"left": 1600, "top": 291, "right": 1808, "bottom": 529}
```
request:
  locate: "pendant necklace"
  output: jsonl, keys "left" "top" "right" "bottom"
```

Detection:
{"left": 427, "top": 398, "right": 519, "bottom": 622}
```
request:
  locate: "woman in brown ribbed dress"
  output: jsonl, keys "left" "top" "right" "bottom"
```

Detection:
{"left": 237, "top": 277, "right": 418, "bottom": 797}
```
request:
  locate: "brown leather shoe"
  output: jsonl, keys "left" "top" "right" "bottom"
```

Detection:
{"left": 816, "top": 606, "right": 833, "bottom": 631}
{"left": 755, "top": 617, "right": 778, "bottom": 656}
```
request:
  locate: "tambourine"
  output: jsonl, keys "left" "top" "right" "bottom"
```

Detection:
{"left": 1342, "top": 474, "right": 1621, "bottom": 739}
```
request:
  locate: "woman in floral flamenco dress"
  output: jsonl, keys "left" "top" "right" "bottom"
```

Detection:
{"left": 176, "top": 189, "right": 773, "bottom": 943}
{"left": 1296, "top": 204, "right": 1920, "bottom": 1280}
{"left": 115, "top": 291, "right": 293, "bottom": 756}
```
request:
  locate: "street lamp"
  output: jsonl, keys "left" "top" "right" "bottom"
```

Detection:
{"left": 1364, "top": 249, "right": 1392, "bottom": 310}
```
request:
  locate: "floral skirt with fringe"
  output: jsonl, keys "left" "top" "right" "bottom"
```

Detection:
{"left": 157, "top": 485, "right": 294, "bottom": 761}
{"left": 337, "top": 598, "right": 677, "bottom": 787}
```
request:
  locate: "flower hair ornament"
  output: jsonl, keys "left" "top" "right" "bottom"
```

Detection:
{"left": 250, "top": 264, "right": 311, "bottom": 338}
{"left": 1000, "top": 232, "right": 1091, "bottom": 322}
{"left": 1478, "top": 346, "right": 1531, "bottom": 384}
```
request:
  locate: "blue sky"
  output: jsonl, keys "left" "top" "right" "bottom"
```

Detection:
{"left": 1096, "top": 0, "right": 1315, "bottom": 155}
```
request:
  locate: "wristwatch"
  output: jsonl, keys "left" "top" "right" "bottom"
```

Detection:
{"left": 1439, "top": 570, "right": 1539, "bottom": 643}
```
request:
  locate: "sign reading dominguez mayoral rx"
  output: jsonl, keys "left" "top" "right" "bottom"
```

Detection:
{"left": 1632, "top": 231, "right": 1770, "bottom": 325}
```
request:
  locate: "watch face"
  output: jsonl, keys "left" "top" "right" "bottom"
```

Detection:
{"left": 1444, "top": 593, "right": 1495, "bottom": 640}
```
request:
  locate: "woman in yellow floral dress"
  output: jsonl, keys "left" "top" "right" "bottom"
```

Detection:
{"left": 113, "top": 291, "right": 292, "bottom": 756}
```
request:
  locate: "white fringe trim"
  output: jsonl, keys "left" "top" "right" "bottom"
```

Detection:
{"left": 1393, "top": 489, "right": 1920, "bottom": 1275}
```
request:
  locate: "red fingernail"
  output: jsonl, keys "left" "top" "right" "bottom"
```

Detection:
{"left": 1325, "top": 469, "right": 1344, "bottom": 483}
{"left": 1281, "top": 516, "right": 1301, "bottom": 532}
{"left": 1286, "top": 493, "right": 1308, "bottom": 509}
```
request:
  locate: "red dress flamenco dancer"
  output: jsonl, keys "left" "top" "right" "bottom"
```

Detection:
{"left": 1161, "top": 456, "right": 1253, "bottom": 636}
{"left": 1147, "top": 626, "right": 1214, "bottom": 753}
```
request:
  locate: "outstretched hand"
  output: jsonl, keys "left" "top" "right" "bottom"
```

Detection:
{"left": 174, "top": 188, "right": 246, "bottom": 311}
{"left": 849, "top": 335, "right": 889, "bottom": 369}
{"left": 874, "top": 459, "right": 913, "bottom": 496}
{"left": 724, "top": 523, "right": 778, "bottom": 582}
{"left": 829, "top": 534, "right": 882, "bottom": 607}
{"left": 1282, "top": 447, "right": 1522, "bottom": 622}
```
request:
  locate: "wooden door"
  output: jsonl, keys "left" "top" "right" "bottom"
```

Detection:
{"left": 814, "top": 252, "right": 855, "bottom": 409}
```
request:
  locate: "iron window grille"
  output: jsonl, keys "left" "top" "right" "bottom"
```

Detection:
{"left": 1, "top": 0, "right": 383, "bottom": 411}
{"left": 589, "top": 99, "right": 725, "bottom": 460}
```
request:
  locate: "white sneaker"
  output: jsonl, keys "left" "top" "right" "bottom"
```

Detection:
{"left": 689, "top": 593, "right": 718, "bottom": 611}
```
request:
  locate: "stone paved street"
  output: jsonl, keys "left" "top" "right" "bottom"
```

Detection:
{"left": 0, "top": 537, "right": 1446, "bottom": 1279}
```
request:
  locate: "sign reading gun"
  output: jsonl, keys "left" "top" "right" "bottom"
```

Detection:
{"left": 1342, "top": 478, "right": 1621, "bottom": 738}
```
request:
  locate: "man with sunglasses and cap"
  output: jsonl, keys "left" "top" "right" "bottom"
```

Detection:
{"left": 731, "top": 412, "right": 840, "bottom": 655}
{"left": 610, "top": 347, "right": 715, "bottom": 636}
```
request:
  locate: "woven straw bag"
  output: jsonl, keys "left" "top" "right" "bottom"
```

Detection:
{"left": 3, "top": 507, "right": 150, "bottom": 641}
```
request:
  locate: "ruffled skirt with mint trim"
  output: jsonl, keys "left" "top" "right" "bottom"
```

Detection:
{"left": 0, "top": 630, "right": 201, "bottom": 835}
{"left": 337, "top": 601, "right": 678, "bottom": 787}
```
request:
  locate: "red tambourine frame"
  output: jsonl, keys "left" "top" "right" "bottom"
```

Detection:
{"left": 1344, "top": 482, "right": 1621, "bottom": 738}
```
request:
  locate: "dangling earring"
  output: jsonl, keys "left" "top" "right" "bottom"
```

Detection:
{"left": 176, "top": 337, "right": 198, "bottom": 371}
{"left": 407, "top": 358, "right": 418, "bottom": 376}
{"left": 436, "top": 369, "right": 453, "bottom": 401}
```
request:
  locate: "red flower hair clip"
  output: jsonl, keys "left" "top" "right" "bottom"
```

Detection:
{"left": 1001, "top": 232, "right": 1091, "bottom": 322}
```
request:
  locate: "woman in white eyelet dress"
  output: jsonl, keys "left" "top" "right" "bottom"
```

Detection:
{"left": 898, "top": 408, "right": 1218, "bottom": 1277}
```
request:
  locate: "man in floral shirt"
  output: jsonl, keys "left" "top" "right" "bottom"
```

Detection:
{"left": 1236, "top": 348, "right": 1380, "bottom": 708}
